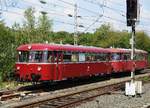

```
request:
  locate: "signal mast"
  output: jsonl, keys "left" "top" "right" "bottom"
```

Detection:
{"left": 125, "top": 0, "right": 142, "bottom": 96}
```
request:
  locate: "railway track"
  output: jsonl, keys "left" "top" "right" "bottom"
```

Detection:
{"left": 0, "top": 83, "right": 50, "bottom": 101}
{"left": 21, "top": 83, "right": 122, "bottom": 108}
{"left": 1, "top": 72, "right": 150, "bottom": 108}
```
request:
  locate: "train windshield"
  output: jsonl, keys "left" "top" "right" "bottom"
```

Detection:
{"left": 18, "top": 51, "right": 29, "bottom": 62}
{"left": 18, "top": 51, "right": 48, "bottom": 63}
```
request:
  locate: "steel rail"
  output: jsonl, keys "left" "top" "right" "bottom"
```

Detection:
{"left": 3, "top": 72, "right": 150, "bottom": 108}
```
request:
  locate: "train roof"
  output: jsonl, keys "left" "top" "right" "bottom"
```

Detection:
{"left": 107, "top": 48, "right": 148, "bottom": 54}
{"left": 17, "top": 43, "right": 109, "bottom": 53}
{"left": 106, "top": 48, "right": 130, "bottom": 53}
{"left": 134, "top": 49, "right": 148, "bottom": 54}
{"left": 17, "top": 44, "right": 148, "bottom": 54}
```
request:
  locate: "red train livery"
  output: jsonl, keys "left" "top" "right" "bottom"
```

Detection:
{"left": 15, "top": 44, "right": 148, "bottom": 82}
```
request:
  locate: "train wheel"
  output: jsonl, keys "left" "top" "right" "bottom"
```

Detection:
{"left": 31, "top": 81, "right": 37, "bottom": 85}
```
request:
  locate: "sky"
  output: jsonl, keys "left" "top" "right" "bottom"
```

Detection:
{"left": 0, "top": 0, "right": 150, "bottom": 34}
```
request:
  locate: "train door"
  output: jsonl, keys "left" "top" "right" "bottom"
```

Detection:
{"left": 123, "top": 53, "right": 132, "bottom": 72}
{"left": 54, "top": 51, "right": 63, "bottom": 80}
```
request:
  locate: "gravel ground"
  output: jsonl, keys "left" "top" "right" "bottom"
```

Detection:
{"left": 76, "top": 82, "right": 150, "bottom": 108}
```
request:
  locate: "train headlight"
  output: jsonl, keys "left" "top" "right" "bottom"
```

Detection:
{"left": 17, "top": 66, "right": 20, "bottom": 70}
{"left": 28, "top": 45, "right": 32, "bottom": 50}
{"left": 37, "top": 66, "right": 42, "bottom": 71}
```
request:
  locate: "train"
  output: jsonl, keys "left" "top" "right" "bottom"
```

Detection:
{"left": 15, "top": 43, "right": 148, "bottom": 82}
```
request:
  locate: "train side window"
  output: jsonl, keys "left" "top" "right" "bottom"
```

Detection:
{"left": 123, "top": 54, "right": 130, "bottom": 60}
{"left": 79, "top": 53, "right": 85, "bottom": 62}
{"left": 111, "top": 53, "right": 121, "bottom": 61}
{"left": 105, "top": 53, "right": 110, "bottom": 61}
{"left": 42, "top": 51, "right": 48, "bottom": 63}
{"left": 95, "top": 53, "right": 105, "bottom": 61}
{"left": 124, "top": 55, "right": 127, "bottom": 60}
{"left": 91, "top": 53, "right": 96, "bottom": 61}
{"left": 85, "top": 53, "right": 92, "bottom": 62}
{"left": 47, "top": 51, "right": 53, "bottom": 63}
{"left": 141, "top": 54, "right": 145, "bottom": 60}
{"left": 86, "top": 53, "right": 108, "bottom": 62}
{"left": 53, "top": 51, "right": 63, "bottom": 63}
{"left": 135, "top": 53, "right": 141, "bottom": 60}
{"left": 135, "top": 54, "right": 138, "bottom": 60}
{"left": 63, "top": 51, "right": 72, "bottom": 62}
{"left": 143, "top": 54, "right": 146, "bottom": 60}
{"left": 71, "top": 52, "right": 79, "bottom": 62}
{"left": 127, "top": 54, "right": 131, "bottom": 60}
{"left": 145, "top": 54, "right": 148, "bottom": 60}
{"left": 135, "top": 53, "right": 145, "bottom": 61}
{"left": 29, "top": 51, "right": 43, "bottom": 63}
{"left": 96, "top": 53, "right": 109, "bottom": 61}
{"left": 95, "top": 54, "right": 101, "bottom": 62}
{"left": 102, "top": 53, "right": 109, "bottom": 61}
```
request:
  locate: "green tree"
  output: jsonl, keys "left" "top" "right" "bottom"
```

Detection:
{"left": 135, "top": 32, "right": 150, "bottom": 52}
{"left": 0, "top": 21, "right": 15, "bottom": 81}
{"left": 38, "top": 13, "right": 53, "bottom": 33}
{"left": 37, "top": 13, "right": 53, "bottom": 42}
{"left": 23, "top": 7, "right": 37, "bottom": 42}
{"left": 24, "top": 7, "right": 36, "bottom": 30}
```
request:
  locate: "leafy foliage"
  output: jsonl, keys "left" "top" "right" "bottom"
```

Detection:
{"left": 0, "top": 21, "right": 15, "bottom": 81}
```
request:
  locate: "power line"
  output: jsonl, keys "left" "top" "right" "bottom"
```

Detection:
{"left": 84, "top": 15, "right": 103, "bottom": 32}
{"left": 1, "top": 8, "right": 148, "bottom": 34}
{"left": 57, "top": 0, "right": 126, "bottom": 24}
{"left": 19, "top": 0, "right": 104, "bottom": 24}
{"left": 2, "top": 9, "right": 23, "bottom": 16}
{"left": 3, "top": 4, "right": 125, "bottom": 34}
{"left": 1, "top": 8, "right": 86, "bottom": 29}
{"left": 107, "top": 0, "right": 124, "bottom": 7}
{"left": 83, "top": 0, "right": 126, "bottom": 17}
{"left": 14, "top": 0, "right": 127, "bottom": 25}
{"left": 4, "top": 2, "right": 126, "bottom": 33}
{"left": 13, "top": 6, "right": 105, "bottom": 25}
{"left": 4, "top": 0, "right": 149, "bottom": 34}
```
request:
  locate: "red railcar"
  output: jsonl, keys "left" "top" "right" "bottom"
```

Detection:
{"left": 15, "top": 44, "right": 148, "bottom": 82}
{"left": 108, "top": 48, "right": 148, "bottom": 73}
{"left": 15, "top": 44, "right": 112, "bottom": 82}
{"left": 134, "top": 49, "right": 148, "bottom": 70}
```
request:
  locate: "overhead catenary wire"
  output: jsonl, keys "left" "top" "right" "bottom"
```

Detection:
{"left": 83, "top": 0, "right": 126, "bottom": 17}
{"left": 49, "top": 0, "right": 150, "bottom": 25}
{"left": 16, "top": 0, "right": 105, "bottom": 24}
{"left": 83, "top": 1, "right": 104, "bottom": 32}
{"left": 8, "top": 5, "right": 105, "bottom": 28}
{"left": 0, "top": 0, "right": 133, "bottom": 33}
{"left": 1, "top": 0, "right": 150, "bottom": 34}
{"left": 57, "top": 0, "right": 126, "bottom": 24}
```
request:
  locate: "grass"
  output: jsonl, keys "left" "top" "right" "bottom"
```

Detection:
{"left": 0, "top": 81, "right": 31, "bottom": 90}
{"left": 141, "top": 76, "right": 150, "bottom": 82}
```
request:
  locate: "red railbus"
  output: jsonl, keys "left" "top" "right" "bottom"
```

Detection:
{"left": 15, "top": 44, "right": 148, "bottom": 82}
{"left": 108, "top": 48, "right": 148, "bottom": 73}
{"left": 15, "top": 44, "right": 112, "bottom": 82}
{"left": 134, "top": 49, "right": 148, "bottom": 70}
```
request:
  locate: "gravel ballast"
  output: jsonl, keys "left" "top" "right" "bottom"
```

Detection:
{"left": 76, "top": 82, "right": 150, "bottom": 108}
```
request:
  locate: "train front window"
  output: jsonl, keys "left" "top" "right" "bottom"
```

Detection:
{"left": 18, "top": 51, "right": 29, "bottom": 62}
{"left": 18, "top": 51, "right": 49, "bottom": 63}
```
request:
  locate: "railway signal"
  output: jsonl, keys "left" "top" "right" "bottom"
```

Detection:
{"left": 126, "top": 0, "right": 139, "bottom": 26}
{"left": 126, "top": 0, "right": 142, "bottom": 96}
